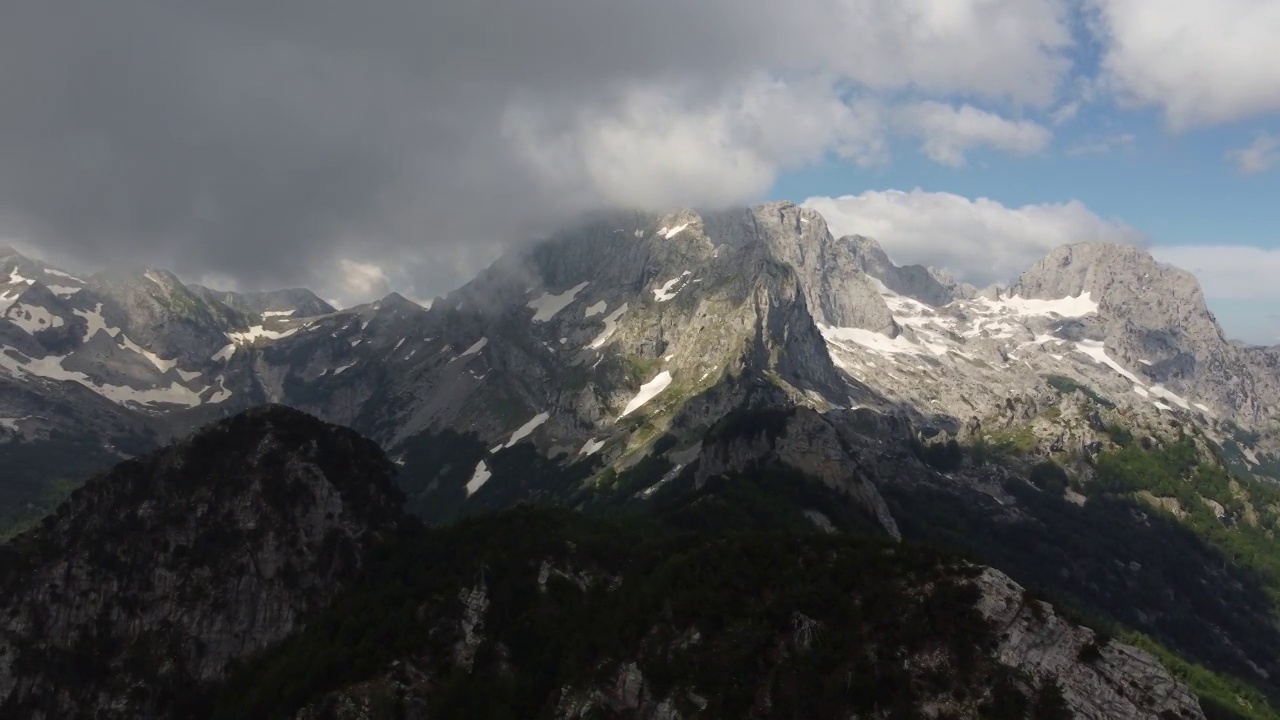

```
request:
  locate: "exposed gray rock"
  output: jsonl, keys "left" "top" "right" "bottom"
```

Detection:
{"left": 0, "top": 405, "right": 405, "bottom": 719}
{"left": 845, "top": 233, "right": 975, "bottom": 306}
{"left": 975, "top": 567, "right": 1205, "bottom": 720}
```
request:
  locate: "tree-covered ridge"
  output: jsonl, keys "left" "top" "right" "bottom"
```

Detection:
{"left": 212, "top": 507, "right": 1082, "bottom": 719}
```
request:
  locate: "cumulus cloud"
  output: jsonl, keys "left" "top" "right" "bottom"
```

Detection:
{"left": 0, "top": 0, "right": 1075, "bottom": 298}
{"left": 1226, "top": 134, "right": 1280, "bottom": 174}
{"left": 898, "top": 102, "right": 1052, "bottom": 166}
{"left": 1088, "top": 0, "right": 1280, "bottom": 128}
{"left": 802, "top": 189, "right": 1147, "bottom": 285}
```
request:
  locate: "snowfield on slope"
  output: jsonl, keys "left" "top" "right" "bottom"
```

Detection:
{"left": 620, "top": 371, "right": 673, "bottom": 417}
{"left": 528, "top": 282, "right": 589, "bottom": 322}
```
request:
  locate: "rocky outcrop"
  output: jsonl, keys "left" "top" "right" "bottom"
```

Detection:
{"left": 0, "top": 405, "right": 406, "bottom": 719}
{"left": 975, "top": 568, "right": 1205, "bottom": 719}
{"left": 696, "top": 406, "right": 901, "bottom": 539}
{"left": 712, "top": 202, "right": 899, "bottom": 334}
{"left": 845, "top": 233, "right": 975, "bottom": 306}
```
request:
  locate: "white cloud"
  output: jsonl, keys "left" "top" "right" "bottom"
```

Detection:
{"left": 1151, "top": 245, "right": 1280, "bottom": 302}
{"left": 795, "top": 0, "right": 1073, "bottom": 105}
{"left": 1089, "top": 0, "right": 1280, "bottom": 128}
{"left": 1227, "top": 134, "right": 1280, "bottom": 174}
{"left": 897, "top": 103, "right": 1052, "bottom": 167}
{"left": 503, "top": 78, "right": 888, "bottom": 210}
{"left": 335, "top": 259, "right": 390, "bottom": 305}
{"left": 803, "top": 189, "right": 1146, "bottom": 285}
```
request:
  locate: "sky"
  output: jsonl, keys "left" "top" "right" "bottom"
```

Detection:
{"left": 0, "top": 1, "right": 1278, "bottom": 341}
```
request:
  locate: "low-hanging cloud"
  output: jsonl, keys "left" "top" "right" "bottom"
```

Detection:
{"left": 0, "top": 0, "right": 1075, "bottom": 304}
{"left": 803, "top": 189, "right": 1148, "bottom": 286}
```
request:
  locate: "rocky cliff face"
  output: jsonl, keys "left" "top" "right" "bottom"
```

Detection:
{"left": 0, "top": 405, "right": 406, "bottom": 718}
{"left": 975, "top": 568, "right": 1203, "bottom": 719}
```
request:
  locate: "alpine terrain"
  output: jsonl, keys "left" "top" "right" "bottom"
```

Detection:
{"left": 4, "top": 203, "right": 1280, "bottom": 717}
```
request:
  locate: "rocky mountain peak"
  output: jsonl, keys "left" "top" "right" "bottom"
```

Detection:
{"left": 189, "top": 285, "right": 337, "bottom": 318}
{"left": 842, "top": 233, "right": 973, "bottom": 307}
{"left": 1011, "top": 242, "right": 1194, "bottom": 307}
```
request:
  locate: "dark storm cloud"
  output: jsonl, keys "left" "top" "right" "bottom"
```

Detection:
{"left": 0, "top": 1, "right": 1073, "bottom": 300}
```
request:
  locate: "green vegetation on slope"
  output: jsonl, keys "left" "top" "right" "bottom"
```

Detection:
{"left": 885, "top": 430, "right": 1280, "bottom": 719}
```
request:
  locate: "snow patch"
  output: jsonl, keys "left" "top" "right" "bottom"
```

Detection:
{"left": 588, "top": 304, "right": 627, "bottom": 349}
{"left": 1148, "top": 384, "right": 1191, "bottom": 410}
{"left": 7, "top": 268, "right": 34, "bottom": 286}
{"left": 638, "top": 464, "right": 684, "bottom": 499}
{"left": 334, "top": 362, "right": 356, "bottom": 375}
{"left": 47, "top": 285, "right": 81, "bottom": 297}
{"left": 465, "top": 461, "right": 492, "bottom": 496}
{"left": 579, "top": 438, "right": 605, "bottom": 456}
{"left": 118, "top": 335, "right": 178, "bottom": 372}
{"left": 74, "top": 302, "right": 122, "bottom": 340}
{"left": 393, "top": 338, "right": 405, "bottom": 351}
{"left": 206, "top": 376, "right": 233, "bottom": 403}
{"left": 583, "top": 300, "right": 607, "bottom": 318}
{"left": 0, "top": 349, "right": 210, "bottom": 408}
{"left": 820, "top": 324, "right": 920, "bottom": 357}
{"left": 0, "top": 289, "right": 19, "bottom": 314}
{"left": 1073, "top": 340, "right": 1143, "bottom": 385}
{"left": 973, "top": 292, "right": 1099, "bottom": 319}
{"left": 528, "top": 281, "right": 589, "bottom": 322}
{"left": 496, "top": 412, "right": 550, "bottom": 450}
{"left": 143, "top": 269, "right": 167, "bottom": 288}
{"left": 662, "top": 223, "right": 690, "bottom": 239}
{"left": 620, "top": 371, "right": 673, "bottom": 417}
{"left": 176, "top": 368, "right": 201, "bottom": 382}
{"left": 6, "top": 303, "right": 64, "bottom": 334}
{"left": 226, "top": 325, "right": 299, "bottom": 344}
{"left": 461, "top": 337, "right": 488, "bottom": 356}
{"left": 262, "top": 309, "right": 296, "bottom": 317}
{"left": 44, "top": 268, "right": 82, "bottom": 281}
{"left": 653, "top": 271, "right": 691, "bottom": 302}
{"left": 211, "top": 344, "right": 236, "bottom": 361}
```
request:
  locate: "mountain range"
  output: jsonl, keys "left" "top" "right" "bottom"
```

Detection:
{"left": 4, "top": 203, "right": 1280, "bottom": 717}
